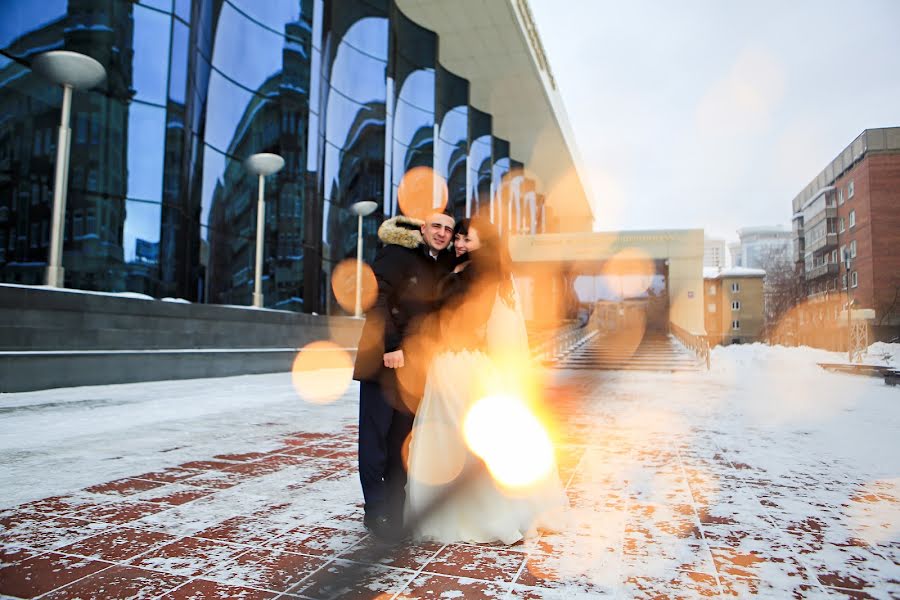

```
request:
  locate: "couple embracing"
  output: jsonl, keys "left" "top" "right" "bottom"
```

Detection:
{"left": 352, "top": 211, "right": 567, "bottom": 545}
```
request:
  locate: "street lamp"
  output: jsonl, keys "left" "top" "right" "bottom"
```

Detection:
{"left": 32, "top": 51, "right": 106, "bottom": 287}
{"left": 350, "top": 200, "right": 379, "bottom": 317}
{"left": 244, "top": 153, "right": 285, "bottom": 308}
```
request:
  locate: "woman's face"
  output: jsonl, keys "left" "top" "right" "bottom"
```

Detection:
{"left": 453, "top": 227, "right": 482, "bottom": 257}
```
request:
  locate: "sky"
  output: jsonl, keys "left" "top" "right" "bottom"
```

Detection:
{"left": 529, "top": 0, "right": 900, "bottom": 242}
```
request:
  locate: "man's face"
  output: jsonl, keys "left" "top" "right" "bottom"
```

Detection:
{"left": 421, "top": 213, "right": 454, "bottom": 252}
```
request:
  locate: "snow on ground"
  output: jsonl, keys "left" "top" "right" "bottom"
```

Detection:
{"left": 0, "top": 373, "right": 355, "bottom": 507}
{"left": 1, "top": 343, "right": 898, "bottom": 598}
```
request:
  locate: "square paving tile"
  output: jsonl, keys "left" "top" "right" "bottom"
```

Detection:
{"left": 287, "top": 559, "right": 412, "bottom": 599}
{"left": 132, "top": 468, "right": 200, "bottom": 484}
{"left": 2, "top": 515, "right": 111, "bottom": 551}
{"left": 134, "top": 483, "right": 216, "bottom": 506}
{"left": 179, "top": 460, "right": 237, "bottom": 472}
{"left": 264, "top": 525, "right": 367, "bottom": 557}
{"left": 515, "top": 549, "right": 619, "bottom": 594}
{"left": 423, "top": 543, "right": 526, "bottom": 583}
{"left": 0, "top": 551, "right": 110, "bottom": 598}
{"left": 128, "top": 536, "right": 249, "bottom": 577}
{"left": 194, "top": 514, "right": 291, "bottom": 547}
{"left": 40, "top": 565, "right": 187, "bottom": 599}
{"left": 396, "top": 572, "right": 510, "bottom": 599}
{"left": 159, "top": 578, "right": 279, "bottom": 599}
{"left": 85, "top": 477, "right": 166, "bottom": 496}
{"left": 0, "top": 545, "right": 42, "bottom": 568}
{"left": 717, "top": 575, "right": 823, "bottom": 599}
{"left": 621, "top": 570, "right": 722, "bottom": 598}
{"left": 202, "top": 547, "right": 327, "bottom": 592}
{"left": 75, "top": 499, "right": 171, "bottom": 525}
{"left": 55, "top": 526, "right": 178, "bottom": 563}
{"left": 338, "top": 537, "right": 444, "bottom": 570}
{"left": 9, "top": 494, "right": 110, "bottom": 518}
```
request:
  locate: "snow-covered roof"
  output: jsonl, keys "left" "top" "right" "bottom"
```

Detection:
{"left": 703, "top": 267, "right": 766, "bottom": 279}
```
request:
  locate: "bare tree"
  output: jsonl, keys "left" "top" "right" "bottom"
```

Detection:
{"left": 759, "top": 248, "right": 806, "bottom": 344}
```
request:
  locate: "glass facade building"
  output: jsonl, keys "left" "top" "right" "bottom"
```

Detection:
{"left": 0, "top": 0, "right": 546, "bottom": 313}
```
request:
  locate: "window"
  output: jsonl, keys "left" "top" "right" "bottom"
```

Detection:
{"left": 848, "top": 180, "right": 855, "bottom": 199}
{"left": 850, "top": 240, "right": 857, "bottom": 258}
{"left": 709, "top": 285, "right": 717, "bottom": 296}
{"left": 838, "top": 188, "right": 844, "bottom": 205}
{"left": 849, "top": 209, "right": 856, "bottom": 228}
{"left": 842, "top": 273, "right": 847, "bottom": 289}
{"left": 731, "top": 282, "right": 740, "bottom": 293}
{"left": 851, "top": 271, "right": 858, "bottom": 288}
{"left": 830, "top": 249, "right": 837, "bottom": 264}
{"left": 708, "top": 303, "right": 717, "bottom": 313}
{"left": 840, "top": 245, "right": 846, "bottom": 264}
{"left": 839, "top": 217, "right": 845, "bottom": 233}
{"left": 732, "top": 300, "right": 741, "bottom": 311}
{"left": 732, "top": 320, "right": 740, "bottom": 330}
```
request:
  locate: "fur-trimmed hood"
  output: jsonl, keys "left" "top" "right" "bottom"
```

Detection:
{"left": 378, "top": 215, "right": 424, "bottom": 249}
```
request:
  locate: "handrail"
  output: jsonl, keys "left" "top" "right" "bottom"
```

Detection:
{"left": 530, "top": 320, "right": 597, "bottom": 364}
{"left": 669, "top": 321, "right": 710, "bottom": 370}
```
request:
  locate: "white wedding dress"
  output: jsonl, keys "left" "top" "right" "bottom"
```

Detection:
{"left": 405, "top": 284, "right": 568, "bottom": 544}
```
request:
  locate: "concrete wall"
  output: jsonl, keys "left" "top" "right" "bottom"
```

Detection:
{"left": 0, "top": 285, "right": 363, "bottom": 392}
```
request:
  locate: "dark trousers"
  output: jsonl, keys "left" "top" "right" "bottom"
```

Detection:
{"left": 358, "top": 380, "right": 414, "bottom": 521}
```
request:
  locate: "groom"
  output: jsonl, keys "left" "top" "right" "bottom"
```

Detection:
{"left": 352, "top": 210, "right": 456, "bottom": 539}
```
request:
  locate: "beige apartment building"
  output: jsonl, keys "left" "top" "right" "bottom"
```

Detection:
{"left": 704, "top": 267, "right": 766, "bottom": 346}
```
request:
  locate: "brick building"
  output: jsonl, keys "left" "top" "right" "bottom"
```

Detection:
{"left": 791, "top": 127, "right": 900, "bottom": 348}
{"left": 704, "top": 267, "right": 766, "bottom": 346}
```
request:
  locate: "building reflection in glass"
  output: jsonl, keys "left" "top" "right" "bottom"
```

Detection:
{"left": 0, "top": 0, "right": 551, "bottom": 314}
{"left": 467, "top": 107, "right": 492, "bottom": 219}
{"left": 436, "top": 64, "right": 468, "bottom": 221}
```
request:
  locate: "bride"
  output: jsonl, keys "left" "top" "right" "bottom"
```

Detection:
{"left": 404, "top": 216, "right": 568, "bottom": 544}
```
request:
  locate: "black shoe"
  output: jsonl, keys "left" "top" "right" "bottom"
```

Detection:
{"left": 363, "top": 513, "right": 402, "bottom": 543}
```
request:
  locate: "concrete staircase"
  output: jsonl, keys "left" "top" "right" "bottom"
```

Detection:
{"left": 554, "top": 332, "right": 703, "bottom": 372}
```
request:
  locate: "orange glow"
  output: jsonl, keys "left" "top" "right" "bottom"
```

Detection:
{"left": 290, "top": 341, "right": 353, "bottom": 404}
{"left": 403, "top": 422, "right": 467, "bottom": 486}
{"left": 463, "top": 394, "right": 555, "bottom": 490}
{"left": 397, "top": 166, "right": 448, "bottom": 220}
{"left": 330, "top": 258, "right": 377, "bottom": 315}
{"left": 601, "top": 247, "right": 655, "bottom": 299}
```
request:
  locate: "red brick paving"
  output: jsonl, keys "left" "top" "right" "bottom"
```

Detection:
{"left": 2, "top": 374, "right": 898, "bottom": 599}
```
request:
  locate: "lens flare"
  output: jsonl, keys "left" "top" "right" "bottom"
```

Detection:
{"left": 291, "top": 341, "right": 353, "bottom": 404}
{"left": 463, "top": 394, "right": 554, "bottom": 490}
{"left": 330, "top": 258, "right": 377, "bottom": 315}
{"left": 397, "top": 166, "right": 448, "bottom": 220}
{"left": 601, "top": 247, "right": 656, "bottom": 299}
{"left": 403, "top": 422, "right": 467, "bottom": 486}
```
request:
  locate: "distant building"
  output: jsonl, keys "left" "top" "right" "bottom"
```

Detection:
{"left": 728, "top": 241, "right": 741, "bottom": 267}
{"left": 704, "top": 267, "right": 766, "bottom": 346}
{"left": 791, "top": 127, "right": 900, "bottom": 347}
{"left": 703, "top": 236, "right": 726, "bottom": 269}
{"left": 734, "top": 226, "right": 793, "bottom": 270}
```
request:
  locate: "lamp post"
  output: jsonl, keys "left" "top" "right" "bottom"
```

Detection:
{"left": 32, "top": 51, "right": 106, "bottom": 287}
{"left": 244, "top": 153, "right": 285, "bottom": 308}
{"left": 350, "top": 200, "right": 378, "bottom": 318}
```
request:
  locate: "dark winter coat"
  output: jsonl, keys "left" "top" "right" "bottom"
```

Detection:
{"left": 352, "top": 216, "right": 455, "bottom": 406}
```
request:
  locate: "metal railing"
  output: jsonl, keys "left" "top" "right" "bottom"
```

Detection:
{"left": 530, "top": 320, "right": 598, "bottom": 364}
{"left": 669, "top": 321, "right": 710, "bottom": 370}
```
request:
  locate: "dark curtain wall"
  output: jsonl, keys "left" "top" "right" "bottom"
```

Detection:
{"left": 0, "top": 0, "right": 529, "bottom": 314}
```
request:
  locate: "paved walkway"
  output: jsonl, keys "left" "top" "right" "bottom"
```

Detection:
{"left": 1, "top": 354, "right": 898, "bottom": 598}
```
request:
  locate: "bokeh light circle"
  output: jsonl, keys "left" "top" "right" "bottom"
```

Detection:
{"left": 403, "top": 422, "right": 467, "bottom": 486}
{"left": 398, "top": 166, "right": 448, "bottom": 220}
{"left": 330, "top": 258, "right": 377, "bottom": 315}
{"left": 291, "top": 341, "right": 354, "bottom": 404}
